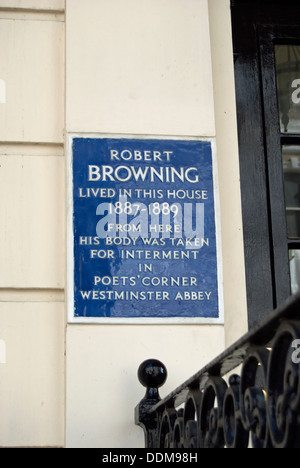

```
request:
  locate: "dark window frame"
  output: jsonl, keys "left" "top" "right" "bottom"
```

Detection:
{"left": 231, "top": 0, "right": 300, "bottom": 328}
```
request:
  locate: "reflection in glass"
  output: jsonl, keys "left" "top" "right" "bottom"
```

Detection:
{"left": 275, "top": 45, "right": 300, "bottom": 134}
{"left": 282, "top": 146, "right": 300, "bottom": 238}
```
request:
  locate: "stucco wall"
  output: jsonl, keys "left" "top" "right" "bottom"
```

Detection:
{"left": 0, "top": 0, "right": 65, "bottom": 447}
{"left": 0, "top": 0, "right": 247, "bottom": 448}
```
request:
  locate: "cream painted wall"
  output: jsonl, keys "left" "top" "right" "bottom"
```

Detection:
{"left": 0, "top": 154, "right": 65, "bottom": 288}
{"left": 0, "top": 303, "right": 65, "bottom": 447}
{"left": 66, "top": 325, "right": 225, "bottom": 448}
{"left": 66, "top": 0, "right": 215, "bottom": 137}
{"left": 0, "top": 0, "right": 65, "bottom": 11}
{"left": 208, "top": 0, "right": 248, "bottom": 345}
{"left": 65, "top": 0, "right": 247, "bottom": 449}
{"left": 0, "top": 1, "right": 66, "bottom": 448}
{"left": 0, "top": 17, "right": 64, "bottom": 143}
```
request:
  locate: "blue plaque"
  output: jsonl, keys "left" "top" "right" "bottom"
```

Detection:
{"left": 68, "top": 136, "right": 223, "bottom": 322}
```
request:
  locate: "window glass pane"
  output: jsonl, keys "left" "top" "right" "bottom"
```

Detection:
{"left": 282, "top": 146, "right": 300, "bottom": 238}
{"left": 275, "top": 45, "right": 300, "bottom": 134}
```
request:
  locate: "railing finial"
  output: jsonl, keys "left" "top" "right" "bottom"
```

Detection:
{"left": 138, "top": 359, "right": 167, "bottom": 402}
{"left": 136, "top": 359, "right": 168, "bottom": 448}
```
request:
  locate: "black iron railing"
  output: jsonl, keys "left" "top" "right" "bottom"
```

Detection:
{"left": 135, "top": 294, "right": 300, "bottom": 448}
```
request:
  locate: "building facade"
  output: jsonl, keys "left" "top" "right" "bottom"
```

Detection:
{"left": 0, "top": 0, "right": 298, "bottom": 448}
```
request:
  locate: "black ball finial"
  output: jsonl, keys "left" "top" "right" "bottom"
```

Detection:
{"left": 138, "top": 359, "right": 167, "bottom": 402}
